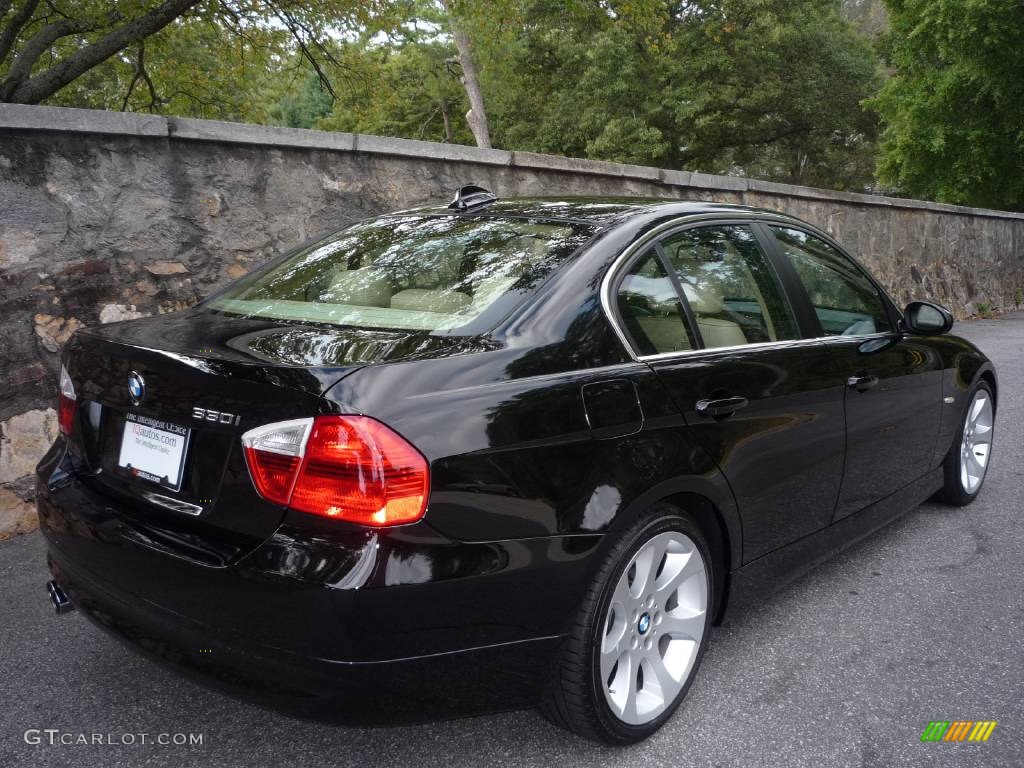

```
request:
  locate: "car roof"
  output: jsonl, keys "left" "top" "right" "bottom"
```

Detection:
{"left": 393, "top": 196, "right": 785, "bottom": 228}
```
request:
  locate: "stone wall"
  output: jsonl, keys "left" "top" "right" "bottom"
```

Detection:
{"left": 2, "top": 104, "right": 1023, "bottom": 528}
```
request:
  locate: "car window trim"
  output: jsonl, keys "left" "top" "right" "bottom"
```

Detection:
{"left": 602, "top": 213, "right": 832, "bottom": 362}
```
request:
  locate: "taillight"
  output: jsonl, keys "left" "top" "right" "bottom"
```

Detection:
{"left": 58, "top": 364, "right": 77, "bottom": 435}
{"left": 241, "top": 415, "right": 429, "bottom": 526}
{"left": 241, "top": 418, "right": 311, "bottom": 506}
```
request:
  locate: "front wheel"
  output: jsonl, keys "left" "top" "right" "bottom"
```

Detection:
{"left": 541, "top": 508, "right": 713, "bottom": 744}
{"left": 935, "top": 380, "right": 995, "bottom": 506}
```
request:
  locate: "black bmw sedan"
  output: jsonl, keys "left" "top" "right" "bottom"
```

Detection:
{"left": 38, "top": 187, "right": 996, "bottom": 744}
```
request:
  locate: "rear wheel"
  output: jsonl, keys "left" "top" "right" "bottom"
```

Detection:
{"left": 935, "top": 381, "right": 995, "bottom": 506}
{"left": 541, "top": 507, "right": 713, "bottom": 744}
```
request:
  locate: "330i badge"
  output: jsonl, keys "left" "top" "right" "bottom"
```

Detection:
{"left": 38, "top": 187, "right": 996, "bottom": 743}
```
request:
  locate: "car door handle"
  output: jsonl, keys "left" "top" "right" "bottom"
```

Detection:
{"left": 695, "top": 395, "right": 749, "bottom": 419}
{"left": 847, "top": 374, "right": 879, "bottom": 392}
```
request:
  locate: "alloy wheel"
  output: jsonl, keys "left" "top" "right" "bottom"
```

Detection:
{"left": 599, "top": 531, "right": 708, "bottom": 725}
{"left": 960, "top": 389, "right": 994, "bottom": 494}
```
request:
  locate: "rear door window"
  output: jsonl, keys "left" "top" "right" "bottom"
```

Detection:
{"left": 658, "top": 225, "right": 798, "bottom": 349}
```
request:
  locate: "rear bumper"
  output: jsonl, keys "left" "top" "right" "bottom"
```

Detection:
{"left": 46, "top": 551, "right": 560, "bottom": 722}
{"left": 37, "top": 446, "right": 601, "bottom": 721}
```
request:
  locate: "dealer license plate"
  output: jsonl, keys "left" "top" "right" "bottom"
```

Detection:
{"left": 117, "top": 413, "right": 191, "bottom": 491}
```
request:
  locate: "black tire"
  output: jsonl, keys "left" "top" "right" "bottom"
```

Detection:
{"left": 540, "top": 505, "right": 714, "bottom": 745}
{"left": 934, "top": 380, "right": 995, "bottom": 506}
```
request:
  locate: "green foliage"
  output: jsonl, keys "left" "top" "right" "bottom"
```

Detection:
{"left": 870, "top": 0, "right": 1024, "bottom": 209}
{"left": 469, "top": 0, "right": 881, "bottom": 188}
{"left": 1015, "top": 287, "right": 1023, "bottom": 308}
{"left": 266, "top": 71, "right": 334, "bottom": 128}
{"left": 47, "top": 9, "right": 285, "bottom": 121}
{"left": 0, "top": 0, "right": 399, "bottom": 119}
{"left": 670, "top": 0, "right": 882, "bottom": 187}
{"left": 316, "top": 40, "right": 474, "bottom": 144}
{"left": 976, "top": 301, "right": 992, "bottom": 318}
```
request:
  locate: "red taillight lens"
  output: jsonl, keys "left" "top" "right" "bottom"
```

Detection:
{"left": 291, "top": 416, "right": 429, "bottom": 526}
{"left": 241, "top": 416, "right": 429, "bottom": 527}
{"left": 58, "top": 364, "right": 77, "bottom": 435}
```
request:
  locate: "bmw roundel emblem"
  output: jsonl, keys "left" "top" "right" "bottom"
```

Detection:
{"left": 637, "top": 612, "right": 651, "bottom": 635}
{"left": 127, "top": 371, "right": 145, "bottom": 404}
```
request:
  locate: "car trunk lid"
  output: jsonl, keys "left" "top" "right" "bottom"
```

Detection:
{"left": 59, "top": 309, "right": 464, "bottom": 563}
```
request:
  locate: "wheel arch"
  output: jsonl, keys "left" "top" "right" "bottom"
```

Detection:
{"left": 951, "top": 345, "right": 997, "bottom": 406}
{"left": 659, "top": 491, "right": 732, "bottom": 625}
{"left": 606, "top": 476, "right": 741, "bottom": 626}
{"left": 978, "top": 368, "right": 997, "bottom": 410}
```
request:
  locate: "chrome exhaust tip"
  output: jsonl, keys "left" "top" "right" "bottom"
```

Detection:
{"left": 46, "top": 579, "right": 75, "bottom": 615}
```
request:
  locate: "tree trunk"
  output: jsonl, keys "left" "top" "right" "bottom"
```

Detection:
{"left": 444, "top": 1, "right": 491, "bottom": 149}
{"left": 440, "top": 98, "right": 454, "bottom": 143}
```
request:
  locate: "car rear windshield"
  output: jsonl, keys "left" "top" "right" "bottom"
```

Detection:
{"left": 207, "top": 214, "right": 596, "bottom": 333}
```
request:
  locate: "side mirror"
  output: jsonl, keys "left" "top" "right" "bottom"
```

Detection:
{"left": 903, "top": 300, "right": 954, "bottom": 335}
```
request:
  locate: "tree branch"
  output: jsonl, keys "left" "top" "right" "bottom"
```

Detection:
{"left": 120, "top": 41, "right": 160, "bottom": 111}
{"left": 213, "top": 0, "right": 261, "bottom": 51}
{"left": 137, "top": 42, "right": 160, "bottom": 110}
{"left": 266, "top": 1, "right": 338, "bottom": 100}
{"left": 120, "top": 54, "right": 139, "bottom": 110}
{"left": 443, "top": 0, "right": 491, "bottom": 148}
{"left": 2, "top": 0, "right": 202, "bottom": 104}
{"left": 418, "top": 105, "right": 439, "bottom": 139}
{"left": 0, "top": 15, "right": 84, "bottom": 100}
{"left": 0, "top": 0, "right": 40, "bottom": 69}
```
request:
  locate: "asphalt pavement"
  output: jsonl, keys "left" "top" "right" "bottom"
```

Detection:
{"left": 2, "top": 314, "right": 1022, "bottom": 768}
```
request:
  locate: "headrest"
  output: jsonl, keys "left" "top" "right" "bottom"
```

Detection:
{"left": 681, "top": 282, "right": 725, "bottom": 314}
{"left": 320, "top": 267, "right": 392, "bottom": 307}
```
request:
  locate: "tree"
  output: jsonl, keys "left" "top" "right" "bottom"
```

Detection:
{"left": 316, "top": 40, "right": 474, "bottom": 144}
{"left": 0, "top": 1, "right": 391, "bottom": 110}
{"left": 267, "top": 70, "right": 333, "bottom": 128}
{"left": 472, "top": 0, "right": 881, "bottom": 189}
{"left": 1, "top": 0, "right": 887, "bottom": 194}
{"left": 0, "top": 0, "right": 202, "bottom": 103}
{"left": 443, "top": 0, "right": 490, "bottom": 147}
{"left": 870, "top": 0, "right": 1024, "bottom": 210}
{"left": 671, "top": 0, "right": 881, "bottom": 188}
{"left": 841, "top": 0, "right": 889, "bottom": 39}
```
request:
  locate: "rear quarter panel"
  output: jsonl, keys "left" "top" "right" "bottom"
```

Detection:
{"left": 324, "top": 346, "right": 743, "bottom": 571}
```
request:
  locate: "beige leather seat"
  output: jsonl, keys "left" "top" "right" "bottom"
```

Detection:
{"left": 390, "top": 289, "right": 471, "bottom": 314}
{"left": 411, "top": 241, "right": 465, "bottom": 289}
{"left": 320, "top": 266, "right": 392, "bottom": 307}
{"left": 636, "top": 316, "right": 691, "bottom": 353}
{"left": 695, "top": 316, "right": 747, "bottom": 348}
{"left": 682, "top": 283, "right": 747, "bottom": 349}
{"left": 463, "top": 238, "right": 547, "bottom": 313}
